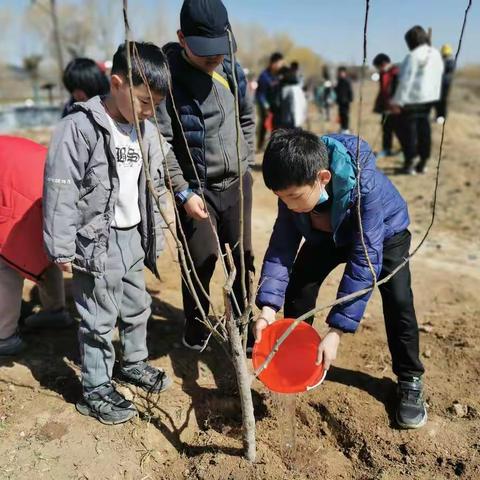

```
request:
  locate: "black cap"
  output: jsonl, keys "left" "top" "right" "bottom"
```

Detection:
{"left": 180, "top": 0, "right": 237, "bottom": 57}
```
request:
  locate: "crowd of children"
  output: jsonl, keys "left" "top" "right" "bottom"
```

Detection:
{"left": 1, "top": 0, "right": 452, "bottom": 432}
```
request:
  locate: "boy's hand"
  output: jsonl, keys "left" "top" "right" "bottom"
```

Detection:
{"left": 57, "top": 262, "right": 72, "bottom": 273}
{"left": 184, "top": 194, "right": 208, "bottom": 220}
{"left": 389, "top": 103, "right": 402, "bottom": 114}
{"left": 254, "top": 306, "right": 276, "bottom": 343}
{"left": 316, "top": 328, "right": 343, "bottom": 371}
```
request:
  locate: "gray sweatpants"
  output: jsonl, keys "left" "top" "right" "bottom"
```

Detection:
{"left": 73, "top": 227, "right": 151, "bottom": 391}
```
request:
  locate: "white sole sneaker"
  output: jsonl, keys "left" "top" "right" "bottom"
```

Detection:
{"left": 182, "top": 336, "right": 208, "bottom": 352}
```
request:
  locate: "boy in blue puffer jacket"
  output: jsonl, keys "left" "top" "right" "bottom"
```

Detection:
{"left": 254, "top": 129, "right": 426, "bottom": 429}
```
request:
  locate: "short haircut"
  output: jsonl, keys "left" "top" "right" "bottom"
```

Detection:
{"left": 270, "top": 52, "right": 284, "bottom": 64}
{"left": 262, "top": 129, "right": 329, "bottom": 191}
{"left": 62, "top": 58, "right": 110, "bottom": 98}
{"left": 405, "top": 26, "right": 430, "bottom": 50}
{"left": 111, "top": 41, "right": 170, "bottom": 95}
{"left": 290, "top": 61, "right": 299, "bottom": 70}
{"left": 373, "top": 53, "right": 390, "bottom": 67}
{"left": 337, "top": 66, "right": 347, "bottom": 74}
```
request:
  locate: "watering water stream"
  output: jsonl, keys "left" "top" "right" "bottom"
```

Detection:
{"left": 273, "top": 393, "right": 298, "bottom": 467}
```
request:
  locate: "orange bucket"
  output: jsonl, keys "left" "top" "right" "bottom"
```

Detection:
{"left": 252, "top": 319, "right": 326, "bottom": 394}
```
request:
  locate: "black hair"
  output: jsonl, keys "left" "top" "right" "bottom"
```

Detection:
{"left": 290, "top": 61, "right": 299, "bottom": 70}
{"left": 405, "top": 26, "right": 430, "bottom": 50}
{"left": 337, "top": 66, "right": 347, "bottom": 74}
{"left": 270, "top": 52, "right": 284, "bottom": 64}
{"left": 262, "top": 129, "right": 329, "bottom": 191}
{"left": 62, "top": 58, "right": 110, "bottom": 98}
{"left": 373, "top": 53, "right": 390, "bottom": 67}
{"left": 279, "top": 66, "right": 299, "bottom": 86}
{"left": 111, "top": 41, "right": 170, "bottom": 95}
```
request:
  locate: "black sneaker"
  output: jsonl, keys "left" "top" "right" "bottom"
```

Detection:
{"left": 23, "top": 308, "right": 74, "bottom": 330}
{"left": 396, "top": 377, "right": 427, "bottom": 429}
{"left": 415, "top": 162, "right": 428, "bottom": 174}
{"left": 182, "top": 318, "right": 209, "bottom": 352}
{"left": 76, "top": 383, "right": 137, "bottom": 425}
{"left": 116, "top": 361, "right": 173, "bottom": 394}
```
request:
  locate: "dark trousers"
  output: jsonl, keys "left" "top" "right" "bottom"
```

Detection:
{"left": 284, "top": 230, "right": 424, "bottom": 379}
{"left": 178, "top": 172, "right": 254, "bottom": 330}
{"left": 257, "top": 106, "right": 269, "bottom": 151}
{"left": 393, "top": 105, "right": 432, "bottom": 170}
{"left": 338, "top": 103, "right": 350, "bottom": 130}
{"left": 382, "top": 113, "right": 395, "bottom": 152}
{"left": 435, "top": 85, "right": 451, "bottom": 119}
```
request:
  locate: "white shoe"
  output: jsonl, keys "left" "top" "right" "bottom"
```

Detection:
{"left": 181, "top": 335, "right": 207, "bottom": 352}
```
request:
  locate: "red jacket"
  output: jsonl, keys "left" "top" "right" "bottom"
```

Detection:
{"left": 0, "top": 135, "right": 50, "bottom": 281}
{"left": 374, "top": 65, "right": 400, "bottom": 113}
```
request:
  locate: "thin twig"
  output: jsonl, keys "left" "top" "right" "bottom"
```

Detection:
{"left": 130, "top": 43, "right": 224, "bottom": 335}
{"left": 227, "top": 28, "right": 248, "bottom": 310}
{"left": 163, "top": 71, "right": 243, "bottom": 317}
{"left": 354, "top": 0, "right": 377, "bottom": 286}
{"left": 122, "top": 0, "right": 208, "bottom": 327}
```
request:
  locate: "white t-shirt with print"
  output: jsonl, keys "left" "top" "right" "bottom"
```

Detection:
{"left": 106, "top": 115, "right": 143, "bottom": 228}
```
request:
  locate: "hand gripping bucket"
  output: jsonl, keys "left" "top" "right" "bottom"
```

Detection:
{"left": 252, "top": 319, "right": 326, "bottom": 394}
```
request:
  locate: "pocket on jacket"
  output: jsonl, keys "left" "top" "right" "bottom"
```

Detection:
{"left": 75, "top": 223, "right": 96, "bottom": 263}
{"left": 77, "top": 168, "right": 112, "bottom": 219}
{"left": 74, "top": 213, "right": 110, "bottom": 272}
{"left": 80, "top": 168, "right": 112, "bottom": 198}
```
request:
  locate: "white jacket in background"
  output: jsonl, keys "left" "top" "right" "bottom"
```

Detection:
{"left": 393, "top": 44, "right": 444, "bottom": 106}
{"left": 282, "top": 85, "right": 308, "bottom": 127}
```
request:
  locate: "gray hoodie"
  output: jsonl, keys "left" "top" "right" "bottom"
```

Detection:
{"left": 43, "top": 96, "right": 169, "bottom": 277}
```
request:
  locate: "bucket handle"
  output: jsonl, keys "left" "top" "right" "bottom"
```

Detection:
{"left": 306, "top": 369, "right": 328, "bottom": 391}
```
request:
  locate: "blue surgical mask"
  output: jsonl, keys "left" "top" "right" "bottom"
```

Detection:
{"left": 316, "top": 187, "right": 329, "bottom": 205}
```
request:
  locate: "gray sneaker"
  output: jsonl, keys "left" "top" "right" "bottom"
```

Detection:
{"left": 116, "top": 361, "right": 173, "bottom": 394}
{"left": 76, "top": 383, "right": 137, "bottom": 425}
{"left": 23, "top": 308, "right": 74, "bottom": 329}
{"left": 0, "top": 333, "right": 25, "bottom": 356}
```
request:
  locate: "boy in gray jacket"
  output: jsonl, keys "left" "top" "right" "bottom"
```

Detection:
{"left": 43, "top": 42, "right": 173, "bottom": 424}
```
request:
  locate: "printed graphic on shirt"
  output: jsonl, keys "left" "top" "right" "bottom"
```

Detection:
{"left": 115, "top": 146, "right": 141, "bottom": 167}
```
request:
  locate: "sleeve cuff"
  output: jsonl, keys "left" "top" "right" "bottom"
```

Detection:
{"left": 175, "top": 188, "right": 194, "bottom": 206}
{"left": 326, "top": 313, "right": 360, "bottom": 333}
{"left": 53, "top": 255, "right": 75, "bottom": 264}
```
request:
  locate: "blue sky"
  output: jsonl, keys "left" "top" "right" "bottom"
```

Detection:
{"left": 155, "top": 0, "right": 479, "bottom": 66}
{"left": 1, "top": 0, "right": 478, "bottom": 66}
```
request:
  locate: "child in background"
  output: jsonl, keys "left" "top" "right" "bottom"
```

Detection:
{"left": 435, "top": 44, "right": 456, "bottom": 123}
{"left": 334, "top": 66, "right": 353, "bottom": 134}
{"left": 62, "top": 57, "right": 110, "bottom": 117}
{"left": 255, "top": 129, "right": 426, "bottom": 430}
{"left": 391, "top": 26, "right": 443, "bottom": 175}
{"left": 256, "top": 52, "right": 285, "bottom": 150}
{"left": 372, "top": 53, "right": 400, "bottom": 158}
{"left": 276, "top": 66, "right": 307, "bottom": 129}
{"left": 43, "top": 42, "right": 173, "bottom": 424}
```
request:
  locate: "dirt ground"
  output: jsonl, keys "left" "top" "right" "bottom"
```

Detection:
{"left": 1, "top": 79, "right": 479, "bottom": 480}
